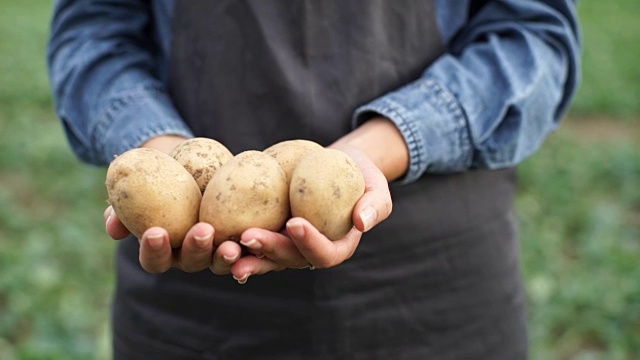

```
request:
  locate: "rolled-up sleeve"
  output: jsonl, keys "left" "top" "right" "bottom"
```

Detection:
{"left": 47, "top": 0, "right": 193, "bottom": 166}
{"left": 354, "top": 0, "right": 581, "bottom": 184}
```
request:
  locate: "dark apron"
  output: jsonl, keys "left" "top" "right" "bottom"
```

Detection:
{"left": 112, "top": 1, "right": 527, "bottom": 359}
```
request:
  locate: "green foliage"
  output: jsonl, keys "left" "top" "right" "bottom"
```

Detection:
{"left": 571, "top": 1, "right": 640, "bottom": 118}
{"left": 0, "top": 0, "right": 638, "bottom": 359}
{"left": 1, "top": 3, "right": 113, "bottom": 358}
{"left": 518, "top": 129, "right": 640, "bottom": 359}
{"left": 0, "top": 106, "right": 113, "bottom": 360}
{"left": 0, "top": 0, "right": 53, "bottom": 107}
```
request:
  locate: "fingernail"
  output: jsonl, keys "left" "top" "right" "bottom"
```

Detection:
{"left": 239, "top": 238, "right": 262, "bottom": 250}
{"left": 287, "top": 220, "right": 305, "bottom": 238}
{"left": 360, "top": 206, "right": 377, "bottom": 232}
{"left": 146, "top": 233, "right": 164, "bottom": 249}
{"left": 104, "top": 206, "right": 112, "bottom": 221}
{"left": 105, "top": 213, "right": 112, "bottom": 231}
{"left": 194, "top": 232, "right": 213, "bottom": 247}
{"left": 105, "top": 207, "right": 113, "bottom": 230}
{"left": 223, "top": 253, "right": 240, "bottom": 263}
{"left": 233, "top": 273, "right": 251, "bottom": 285}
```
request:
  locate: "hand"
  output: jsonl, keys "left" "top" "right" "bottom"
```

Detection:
{"left": 101, "top": 134, "right": 243, "bottom": 275}
{"left": 104, "top": 206, "right": 243, "bottom": 274}
{"left": 228, "top": 117, "right": 406, "bottom": 283}
{"left": 229, "top": 147, "right": 392, "bottom": 283}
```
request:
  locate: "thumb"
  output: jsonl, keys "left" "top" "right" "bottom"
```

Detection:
{"left": 104, "top": 206, "right": 132, "bottom": 240}
{"left": 352, "top": 164, "right": 393, "bottom": 233}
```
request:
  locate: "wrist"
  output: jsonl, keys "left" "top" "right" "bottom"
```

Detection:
{"left": 330, "top": 117, "right": 409, "bottom": 182}
{"left": 141, "top": 135, "right": 189, "bottom": 154}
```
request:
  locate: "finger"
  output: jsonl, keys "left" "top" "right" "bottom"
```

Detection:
{"left": 104, "top": 206, "right": 131, "bottom": 240}
{"left": 240, "top": 228, "right": 308, "bottom": 269}
{"left": 210, "top": 240, "right": 243, "bottom": 275}
{"left": 139, "top": 227, "right": 173, "bottom": 273}
{"left": 246, "top": 248, "right": 265, "bottom": 259}
{"left": 174, "top": 222, "right": 214, "bottom": 273}
{"left": 230, "top": 256, "right": 286, "bottom": 284}
{"left": 286, "top": 218, "right": 362, "bottom": 269}
{"left": 351, "top": 156, "right": 393, "bottom": 233}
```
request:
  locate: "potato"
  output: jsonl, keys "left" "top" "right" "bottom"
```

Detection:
{"left": 105, "top": 148, "right": 201, "bottom": 248}
{"left": 263, "top": 139, "right": 323, "bottom": 184}
{"left": 169, "top": 137, "right": 233, "bottom": 193}
{"left": 289, "top": 149, "right": 365, "bottom": 240}
{"left": 200, "top": 150, "right": 289, "bottom": 242}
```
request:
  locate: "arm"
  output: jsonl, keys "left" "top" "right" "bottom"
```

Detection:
{"left": 230, "top": 0, "right": 581, "bottom": 280}
{"left": 48, "top": 1, "right": 242, "bottom": 274}
{"left": 354, "top": 0, "right": 581, "bottom": 182}
{"left": 47, "top": 0, "right": 193, "bottom": 165}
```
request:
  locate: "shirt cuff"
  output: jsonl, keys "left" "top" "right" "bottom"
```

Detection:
{"left": 352, "top": 78, "right": 473, "bottom": 184}
{"left": 92, "top": 86, "right": 194, "bottom": 164}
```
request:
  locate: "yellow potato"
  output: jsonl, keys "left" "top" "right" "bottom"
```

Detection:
{"left": 289, "top": 149, "right": 365, "bottom": 240}
{"left": 263, "top": 139, "right": 323, "bottom": 184}
{"left": 170, "top": 137, "right": 233, "bottom": 193}
{"left": 105, "top": 148, "right": 201, "bottom": 248}
{"left": 200, "top": 150, "right": 289, "bottom": 242}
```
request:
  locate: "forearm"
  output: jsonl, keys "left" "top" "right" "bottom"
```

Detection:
{"left": 353, "top": 0, "right": 581, "bottom": 182}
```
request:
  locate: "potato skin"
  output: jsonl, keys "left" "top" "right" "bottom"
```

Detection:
{"left": 105, "top": 148, "right": 202, "bottom": 248}
{"left": 200, "top": 150, "right": 289, "bottom": 242}
{"left": 263, "top": 139, "right": 323, "bottom": 184}
{"left": 169, "top": 137, "right": 233, "bottom": 193}
{"left": 290, "top": 149, "right": 365, "bottom": 240}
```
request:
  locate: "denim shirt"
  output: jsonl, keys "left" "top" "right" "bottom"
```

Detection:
{"left": 48, "top": 0, "right": 580, "bottom": 184}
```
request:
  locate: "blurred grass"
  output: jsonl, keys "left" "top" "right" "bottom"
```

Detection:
{"left": 569, "top": 0, "right": 640, "bottom": 118}
{"left": 518, "top": 124, "right": 640, "bottom": 359}
{"left": 0, "top": 1, "right": 114, "bottom": 359}
{"left": 0, "top": 1, "right": 638, "bottom": 359}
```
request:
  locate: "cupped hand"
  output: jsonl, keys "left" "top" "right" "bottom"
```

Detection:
{"left": 229, "top": 147, "right": 392, "bottom": 283}
{"left": 100, "top": 134, "right": 243, "bottom": 275}
{"left": 104, "top": 206, "right": 242, "bottom": 274}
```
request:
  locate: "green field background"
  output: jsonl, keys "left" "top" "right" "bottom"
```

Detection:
{"left": 1, "top": 1, "right": 638, "bottom": 359}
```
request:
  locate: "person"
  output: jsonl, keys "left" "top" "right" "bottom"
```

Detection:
{"left": 48, "top": 0, "right": 581, "bottom": 358}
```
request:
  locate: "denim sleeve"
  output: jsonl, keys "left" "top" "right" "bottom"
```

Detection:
{"left": 353, "top": 0, "right": 581, "bottom": 184}
{"left": 47, "top": 0, "right": 193, "bottom": 166}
